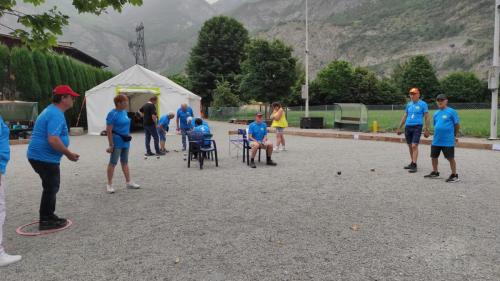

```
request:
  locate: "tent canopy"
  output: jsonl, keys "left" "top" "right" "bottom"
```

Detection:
{"left": 85, "top": 64, "right": 201, "bottom": 135}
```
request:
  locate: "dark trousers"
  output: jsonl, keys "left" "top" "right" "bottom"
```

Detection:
{"left": 29, "top": 159, "right": 60, "bottom": 220}
{"left": 144, "top": 125, "right": 160, "bottom": 154}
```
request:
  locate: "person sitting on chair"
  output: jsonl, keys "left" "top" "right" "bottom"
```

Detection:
{"left": 248, "top": 112, "right": 277, "bottom": 168}
{"left": 193, "top": 118, "right": 211, "bottom": 146}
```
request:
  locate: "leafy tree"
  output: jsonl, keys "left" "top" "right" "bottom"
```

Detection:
{"left": 187, "top": 16, "right": 249, "bottom": 106}
{"left": 63, "top": 56, "right": 78, "bottom": 91}
{"left": 56, "top": 56, "right": 68, "bottom": 84}
{"left": 0, "top": 44, "right": 10, "bottom": 99}
{"left": 32, "top": 50, "right": 51, "bottom": 107}
{"left": 351, "top": 67, "right": 378, "bottom": 104}
{"left": 311, "top": 60, "right": 354, "bottom": 104}
{"left": 1, "top": 0, "right": 142, "bottom": 49}
{"left": 374, "top": 78, "right": 405, "bottom": 104}
{"left": 396, "top": 55, "right": 441, "bottom": 101}
{"left": 9, "top": 47, "right": 40, "bottom": 101}
{"left": 168, "top": 73, "right": 190, "bottom": 89}
{"left": 212, "top": 80, "right": 240, "bottom": 108}
{"left": 239, "top": 39, "right": 297, "bottom": 103}
{"left": 440, "top": 71, "right": 488, "bottom": 103}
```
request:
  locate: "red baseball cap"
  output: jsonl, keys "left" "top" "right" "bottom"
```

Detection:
{"left": 53, "top": 85, "right": 80, "bottom": 97}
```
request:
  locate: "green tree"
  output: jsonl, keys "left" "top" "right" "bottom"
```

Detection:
{"left": 351, "top": 67, "right": 379, "bottom": 104}
{"left": 187, "top": 16, "right": 249, "bottom": 106}
{"left": 212, "top": 80, "right": 240, "bottom": 108}
{"left": 239, "top": 39, "right": 297, "bottom": 103}
{"left": 32, "top": 50, "right": 51, "bottom": 107}
{"left": 397, "top": 55, "right": 441, "bottom": 101}
{"left": 63, "top": 56, "right": 78, "bottom": 91}
{"left": 168, "top": 73, "right": 190, "bottom": 89}
{"left": 1, "top": 0, "right": 142, "bottom": 50}
{"left": 288, "top": 62, "right": 306, "bottom": 106}
{"left": 374, "top": 79, "right": 405, "bottom": 105}
{"left": 440, "top": 72, "right": 488, "bottom": 103}
{"left": 311, "top": 60, "right": 354, "bottom": 104}
{"left": 9, "top": 47, "right": 40, "bottom": 101}
{"left": 0, "top": 44, "right": 10, "bottom": 99}
{"left": 46, "top": 54, "right": 62, "bottom": 88}
{"left": 56, "top": 56, "right": 68, "bottom": 84}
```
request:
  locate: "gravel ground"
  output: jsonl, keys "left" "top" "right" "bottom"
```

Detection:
{"left": 2, "top": 121, "right": 500, "bottom": 281}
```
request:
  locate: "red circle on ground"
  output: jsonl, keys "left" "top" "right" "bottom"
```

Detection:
{"left": 16, "top": 219, "right": 73, "bottom": 236}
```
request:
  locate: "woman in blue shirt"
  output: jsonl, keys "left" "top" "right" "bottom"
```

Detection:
{"left": 0, "top": 115, "right": 22, "bottom": 267}
{"left": 106, "top": 94, "right": 140, "bottom": 194}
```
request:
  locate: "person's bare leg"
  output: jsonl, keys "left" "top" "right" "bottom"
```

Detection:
{"left": 407, "top": 144, "right": 413, "bottom": 163}
{"left": 160, "top": 141, "right": 166, "bottom": 151}
{"left": 251, "top": 143, "right": 259, "bottom": 159}
{"left": 121, "top": 163, "right": 131, "bottom": 183}
{"left": 448, "top": 158, "right": 457, "bottom": 175}
{"left": 267, "top": 143, "right": 273, "bottom": 157}
{"left": 432, "top": 158, "right": 438, "bottom": 172}
{"left": 281, "top": 134, "right": 285, "bottom": 148}
{"left": 411, "top": 144, "right": 419, "bottom": 164}
{"left": 107, "top": 165, "right": 115, "bottom": 185}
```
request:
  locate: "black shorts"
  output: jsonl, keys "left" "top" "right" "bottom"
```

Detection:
{"left": 431, "top": 146, "right": 455, "bottom": 159}
{"left": 405, "top": 125, "right": 423, "bottom": 145}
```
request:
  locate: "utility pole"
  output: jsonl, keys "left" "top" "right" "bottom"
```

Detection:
{"left": 304, "top": 0, "right": 310, "bottom": 118}
{"left": 489, "top": 0, "right": 500, "bottom": 140}
{"left": 128, "top": 22, "right": 148, "bottom": 68}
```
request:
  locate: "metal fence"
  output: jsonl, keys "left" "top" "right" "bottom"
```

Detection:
{"left": 209, "top": 103, "right": 500, "bottom": 138}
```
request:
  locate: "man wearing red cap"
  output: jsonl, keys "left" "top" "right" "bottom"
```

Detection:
{"left": 27, "top": 85, "right": 80, "bottom": 231}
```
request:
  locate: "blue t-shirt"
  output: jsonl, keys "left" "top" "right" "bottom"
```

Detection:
{"left": 248, "top": 121, "right": 267, "bottom": 142}
{"left": 405, "top": 100, "right": 429, "bottom": 126}
{"left": 158, "top": 115, "right": 171, "bottom": 130}
{"left": 0, "top": 116, "right": 10, "bottom": 175}
{"left": 432, "top": 107, "right": 459, "bottom": 147}
{"left": 191, "top": 118, "right": 208, "bottom": 128}
{"left": 27, "top": 104, "right": 69, "bottom": 164}
{"left": 106, "top": 109, "right": 131, "bottom": 149}
{"left": 177, "top": 107, "right": 193, "bottom": 129}
{"left": 193, "top": 124, "right": 211, "bottom": 146}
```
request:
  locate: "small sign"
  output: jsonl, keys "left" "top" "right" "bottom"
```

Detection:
{"left": 301, "top": 84, "right": 308, "bottom": 100}
{"left": 488, "top": 66, "right": 500, "bottom": 90}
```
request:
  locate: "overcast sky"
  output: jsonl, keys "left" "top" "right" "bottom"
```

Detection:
{"left": 206, "top": 0, "right": 219, "bottom": 3}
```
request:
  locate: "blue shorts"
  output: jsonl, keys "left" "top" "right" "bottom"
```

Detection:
{"left": 109, "top": 147, "right": 129, "bottom": 166}
{"left": 405, "top": 125, "right": 423, "bottom": 145}
{"left": 157, "top": 128, "right": 166, "bottom": 142}
{"left": 275, "top": 127, "right": 285, "bottom": 134}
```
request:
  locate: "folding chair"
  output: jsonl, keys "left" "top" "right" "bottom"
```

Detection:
{"left": 229, "top": 129, "right": 245, "bottom": 157}
{"left": 188, "top": 132, "right": 218, "bottom": 169}
{"left": 241, "top": 129, "right": 261, "bottom": 166}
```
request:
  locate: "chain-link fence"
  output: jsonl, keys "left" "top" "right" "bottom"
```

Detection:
{"left": 209, "top": 103, "right": 500, "bottom": 138}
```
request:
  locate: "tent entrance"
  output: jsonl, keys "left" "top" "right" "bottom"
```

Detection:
{"left": 116, "top": 87, "right": 160, "bottom": 130}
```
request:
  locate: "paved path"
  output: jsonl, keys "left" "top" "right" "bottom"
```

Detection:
{"left": 2, "top": 121, "right": 500, "bottom": 280}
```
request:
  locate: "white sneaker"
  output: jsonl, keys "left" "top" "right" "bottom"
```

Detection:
{"left": 280, "top": 146, "right": 286, "bottom": 151}
{"left": 273, "top": 147, "right": 280, "bottom": 152}
{"left": 126, "top": 182, "right": 141, "bottom": 189}
{"left": 0, "top": 253, "right": 22, "bottom": 267}
{"left": 106, "top": 184, "right": 115, "bottom": 194}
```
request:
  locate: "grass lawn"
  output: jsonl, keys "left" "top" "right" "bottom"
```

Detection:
{"left": 209, "top": 108, "right": 499, "bottom": 138}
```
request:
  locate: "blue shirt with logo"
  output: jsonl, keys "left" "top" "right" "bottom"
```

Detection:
{"left": 158, "top": 115, "right": 171, "bottom": 131}
{"left": 106, "top": 109, "right": 131, "bottom": 149}
{"left": 27, "top": 104, "right": 69, "bottom": 164}
{"left": 193, "top": 124, "right": 211, "bottom": 146}
{"left": 405, "top": 100, "right": 429, "bottom": 126}
{"left": 0, "top": 116, "right": 10, "bottom": 175}
{"left": 177, "top": 107, "right": 193, "bottom": 129}
{"left": 248, "top": 121, "right": 267, "bottom": 142}
{"left": 432, "top": 107, "right": 459, "bottom": 147}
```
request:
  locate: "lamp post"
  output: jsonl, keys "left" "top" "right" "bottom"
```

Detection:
{"left": 489, "top": 0, "right": 500, "bottom": 140}
{"left": 305, "top": 0, "right": 310, "bottom": 118}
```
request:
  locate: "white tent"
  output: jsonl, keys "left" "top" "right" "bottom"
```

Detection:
{"left": 85, "top": 64, "right": 201, "bottom": 135}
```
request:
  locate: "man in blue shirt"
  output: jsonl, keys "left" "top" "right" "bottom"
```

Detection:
{"left": 247, "top": 112, "right": 277, "bottom": 168}
{"left": 176, "top": 103, "right": 194, "bottom": 151}
{"left": 157, "top": 112, "right": 175, "bottom": 153}
{"left": 424, "top": 94, "right": 460, "bottom": 183}
{"left": 396, "top": 88, "right": 430, "bottom": 173}
{"left": 192, "top": 118, "right": 211, "bottom": 147}
{"left": 0, "top": 115, "right": 22, "bottom": 267}
{"left": 27, "top": 85, "right": 80, "bottom": 231}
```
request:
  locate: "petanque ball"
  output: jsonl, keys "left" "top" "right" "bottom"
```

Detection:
{"left": 337, "top": 171, "right": 341, "bottom": 175}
